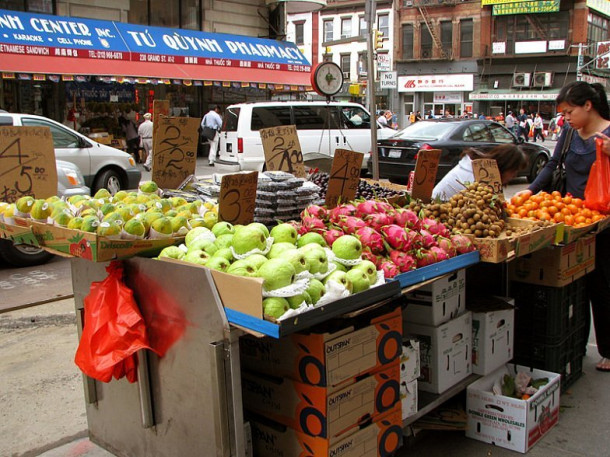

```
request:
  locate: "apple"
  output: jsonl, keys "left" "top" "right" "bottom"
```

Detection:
{"left": 262, "top": 297, "right": 290, "bottom": 319}
{"left": 270, "top": 223, "right": 298, "bottom": 245}
{"left": 346, "top": 268, "right": 370, "bottom": 293}
{"left": 257, "top": 258, "right": 296, "bottom": 291}
{"left": 332, "top": 235, "right": 363, "bottom": 260}
{"left": 297, "top": 232, "right": 327, "bottom": 249}
{"left": 232, "top": 225, "right": 267, "bottom": 255}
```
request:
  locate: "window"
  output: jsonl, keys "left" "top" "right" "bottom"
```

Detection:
{"left": 588, "top": 13, "right": 609, "bottom": 45}
{"left": 222, "top": 107, "right": 240, "bottom": 132}
{"left": 3, "top": 0, "right": 53, "bottom": 13}
{"left": 342, "top": 106, "right": 371, "bottom": 129}
{"left": 150, "top": 0, "right": 180, "bottom": 27}
{"left": 323, "top": 19, "right": 334, "bottom": 42}
{"left": 293, "top": 106, "right": 341, "bottom": 130}
{"left": 250, "top": 107, "right": 292, "bottom": 131}
{"left": 294, "top": 22, "right": 305, "bottom": 45}
{"left": 489, "top": 124, "right": 515, "bottom": 143}
{"left": 441, "top": 21, "right": 452, "bottom": 57}
{"left": 359, "top": 16, "right": 367, "bottom": 38}
{"left": 181, "top": 0, "right": 200, "bottom": 30}
{"left": 493, "top": 13, "right": 569, "bottom": 54}
{"left": 128, "top": 0, "right": 201, "bottom": 29}
{"left": 421, "top": 23, "right": 433, "bottom": 59}
{"left": 340, "top": 54, "right": 351, "bottom": 80}
{"left": 402, "top": 24, "right": 413, "bottom": 59}
{"left": 463, "top": 123, "right": 492, "bottom": 142}
{"left": 460, "top": 19, "right": 473, "bottom": 58}
{"left": 341, "top": 17, "right": 352, "bottom": 39}
{"left": 21, "top": 118, "right": 80, "bottom": 148}
{"left": 357, "top": 52, "right": 367, "bottom": 77}
{"left": 378, "top": 14, "right": 389, "bottom": 39}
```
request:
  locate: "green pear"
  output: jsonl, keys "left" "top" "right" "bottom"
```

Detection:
{"left": 267, "top": 242, "right": 297, "bottom": 259}
{"left": 257, "top": 258, "right": 296, "bottom": 291}
{"left": 324, "top": 270, "right": 353, "bottom": 294}
{"left": 297, "top": 232, "right": 327, "bottom": 248}
{"left": 332, "top": 235, "right": 363, "bottom": 260}
{"left": 206, "top": 256, "right": 230, "bottom": 272}
{"left": 270, "top": 223, "right": 298, "bottom": 245}
{"left": 232, "top": 225, "right": 267, "bottom": 255}
{"left": 227, "top": 259, "right": 259, "bottom": 277}
{"left": 306, "top": 279, "right": 326, "bottom": 304}
{"left": 353, "top": 260, "right": 378, "bottom": 285}
{"left": 346, "top": 268, "right": 370, "bottom": 293}
{"left": 183, "top": 249, "right": 210, "bottom": 266}
{"left": 263, "top": 297, "right": 290, "bottom": 319}
{"left": 278, "top": 249, "right": 310, "bottom": 274}
{"left": 158, "top": 246, "right": 185, "bottom": 260}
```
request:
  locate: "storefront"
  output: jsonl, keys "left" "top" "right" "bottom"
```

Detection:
{"left": 468, "top": 89, "right": 561, "bottom": 122}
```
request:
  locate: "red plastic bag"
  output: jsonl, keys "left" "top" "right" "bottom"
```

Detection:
{"left": 585, "top": 137, "right": 610, "bottom": 213}
{"left": 75, "top": 261, "right": 152, "bottom": 383}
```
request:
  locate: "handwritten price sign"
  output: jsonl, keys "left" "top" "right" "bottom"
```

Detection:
{"left": 0, "top": 127, "right": 57, "bottom": 203}
{"left": 325, "top": 149, "right": 364, "bottom": 208}
{"left": 472, "top": 158, "right": 503, "bottom": 194}
{"left": 411, "top": 148, "right": 441, "bottom": 203}
{"left": 152, "top": 117, "right": 199, "bottom": 189}
{"left": 260, "top": 125, "right": 306, "bottom": 178}
{"left": 219, "top": 171, "right": 258, "bottom": 224}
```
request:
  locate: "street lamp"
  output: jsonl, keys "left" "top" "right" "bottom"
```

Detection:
{"left": 574, "top": 42, "right": 598, "bottom": 81}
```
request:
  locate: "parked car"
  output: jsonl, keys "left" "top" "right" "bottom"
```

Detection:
{"left": 0, "top": 160, "right": 90, "bottom": 267}
{"left": 0, "top": 113, "right": 141, "bottom": 194}
{"left": 215, "top": 101, "right": 395, "bottom": 172}
{"left": 369, "top": 119, "right": 551, "bottom": 184}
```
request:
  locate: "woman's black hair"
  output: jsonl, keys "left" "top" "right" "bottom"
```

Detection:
{"left": 462, "top": 144, "right": 528, "bottom": 174}
{"left": 557, "top": 81, "right": 610, "bottom": 120}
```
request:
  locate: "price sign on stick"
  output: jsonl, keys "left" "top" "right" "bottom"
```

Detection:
{"left": 152, "top": 100, "right": 170, "bottom": 137}
{"left": 152, "top": 117, "right": 200, "bottom": 189}
{"left": 325, "top": 149, "right": 364, "bottom": 208}
{"left": 260, "top": 125, "right": 306, "bottom": 177}
{"left": 0, "top": 126, "right": 57, "bottom": 202}
{"left": 411, "top": 148, "right": 441, "bottom": 203}
{"left": 219, "top": 171, "right": 258, "bottom": 224}
{"left": 472, "top": 158, "right": 503, "bottom": 195}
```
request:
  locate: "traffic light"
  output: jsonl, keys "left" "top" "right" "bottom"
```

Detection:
{"left": 374, "top": 29, "right": 384, "bottom": 50}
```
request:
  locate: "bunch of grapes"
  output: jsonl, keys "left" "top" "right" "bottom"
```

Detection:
{"left": 309, "top": 172, "right": 405, "bottom": 200}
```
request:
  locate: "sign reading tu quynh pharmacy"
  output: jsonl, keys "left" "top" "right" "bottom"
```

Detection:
{"left": 0, "top": 9, "right": 310, "bottom": 73}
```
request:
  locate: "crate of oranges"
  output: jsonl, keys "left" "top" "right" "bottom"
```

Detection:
{"left": 506, "top": 190, "right": 607, "bottom": 244}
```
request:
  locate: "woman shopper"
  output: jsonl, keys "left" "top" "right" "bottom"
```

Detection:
{"left": 533, "top": 112, "right": 545, "bottom": 142}
{"left": 528, "top": 81, "right": 610, "bottom": 372}
{"left": 432, "top": 144, "right": 528, "bottom": 200}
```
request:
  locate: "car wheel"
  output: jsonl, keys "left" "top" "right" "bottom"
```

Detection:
{"left": 0, "top": 239, "right": 53, "bottom": 268}
{"left": 528, "top": 154, "right": 548, "bottom": 183}
{"left": 94, "top": 169, "right": 123, "bottom": 195}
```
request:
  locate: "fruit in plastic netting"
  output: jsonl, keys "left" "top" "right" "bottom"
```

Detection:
{"left": 67, "top": 216, "right": 84, "bottom": 230}
{"left": 186, "top": 227, "right": 214, "bottom": 246}
{"left": 212, "top": 221, "right": 235, "bottom": 237}
{"left": 352, "top": 260, "right": 378, "bottom": 285}
{"left": 169, "top": 196, "right": 187, "bottom": 207}
{"left": 79, "top": 208, "right": 99, "bottom": 219}
{"left": 142, "top": 211, "right": 164, "bottom": 230}
{"left": 278, "top": 249, "right": 309, "bottom": 274}
{"left": 245, "top": 253, "right": 267, "bottom": 270}
{"left": 257, "top": 258, "right": 296, "bottom": 291}
{"left": 158, "top": 245, "right": 185, "bottom": 260}
{"left": 128, "top": 203, "right": 147, "bottom": 215}
{"left": 212, "top": 248, "right": 234, "bottom": 262}
{"left": 297, "top": 232, "right": 327, "bottom": 249}
{"left": 15, "top": 196, "right": 35, "bottom": 215}
{"left": 206, "top": 256, "right": 230, "bottom": 272}
{"left": 189, "top": 238, "right": 218, "bottom": 255}
{"left": 267, "top": 242, "right": 297, "bottom": 259}
{"left": 249, "top": 222, "right": 270, "bottom": 238}
{"left": 93, "top": 188, "right": 112, "bottom": 200}
{"left": 122, "top": 218, "right": 146, "bottom": 239}
{"left": 306, "top": 279, "right": 326, "bottom": 304}
{"left": 53, "top": 210, "right": 73, "bottom": 227}
{"left": 80, "top": 215, "right": 100, "bottom": 233}
{"left": 45, "top": 195, "right": 60, "bottom": 204}
{"left": 150, "top": 217, "right": 173, "bottom": 238}
{"left": 183, "top": 249, "right": 210, "bottom": 266}
{"left": 30, "top": 200, "right": 51, "bottom": 221}
{"left": 324, "top": 270, "right": 353, "bottom": 294}
{"left": 100, "top": 202, "right": 116, "bottom": 216}
{"left": 299, "top": 245, "right": 328, "bottom": 274}
{"left": 270, "top": 223, "right": 298, "bottom": 245}
{"left": 227, "top": 259, "right": 259, "bottom": 277}
{"left": 111, "top": 190, "right": 129, "bottom": 202}
{"left": 67, "top": 195, "right": 87, "bottom": 206}
{"left": 170, "top": 215, "right": 190, "bottom": 236}
{"left": 188, "top": 217, "right": 207, "bottom": 229}
{"left": 263, "top": 297, "right": 290, "bottom": 319}
{"left": 232, "top": 225, "right": 267, "bottom": 255}
{"left": 97, "top": 221, "right": 121, "bottom": 238}
{"left": 332, "top": 235, "right": 363, "bottom": 260}
{"left": 346, "top": 268, "right": 370, "bottom": 293}
{"left": 332, "top": 261, "right": 347, "bottom": 272}
{"left": 287, "top": 294, "right": 307, "bottom": 309}
{"left": 214, "top": 233, "right": 234, "bottom": 250}
{"left": 139, "top": 181, "right": 159, "bottom": 194}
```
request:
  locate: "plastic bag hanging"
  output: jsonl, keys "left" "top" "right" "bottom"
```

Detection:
{"left": 584, "top": 137, "right": 610, "bottom": 213}
{"left": 74, "top": 261, "right": 152, "bottom": 383}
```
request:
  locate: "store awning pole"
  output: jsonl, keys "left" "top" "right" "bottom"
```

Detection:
{"left": 366, "top": 0, "right": 379, "bottom": 181}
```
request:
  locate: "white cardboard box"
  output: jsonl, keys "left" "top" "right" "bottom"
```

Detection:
{"left": 469, "top": 297, "right": 515, "bottom": 375}
{"left": 400, "top": 341, "right": 420, "bottom": 384}
{"left": 466, "top": 364, "right": 561, "bottom": 454}
{"left": 400, "top": 379, "right": 418, "bottom": 420}
{"left": 404, "top": 269, "right": 466, "bottom": 326}
{"left": 404, "top": 312, "right": 472, "bottom": 394}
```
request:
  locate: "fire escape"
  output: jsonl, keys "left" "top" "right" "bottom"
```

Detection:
{"left": 416, "top": 0, "right": 457, "bottom": 59}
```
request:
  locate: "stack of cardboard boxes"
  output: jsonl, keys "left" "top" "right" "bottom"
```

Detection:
{"left": 241, "top": 303, "right": 404, "bottom": 457}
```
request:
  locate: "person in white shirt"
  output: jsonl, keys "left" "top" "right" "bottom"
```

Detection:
{"left": 504, "top": 111, "right": 516, "bottom": 134}
{"left": 532, "top": 112, "right": 545, "bottom": 142}
{"left": 201, "top": 105, "right": 223, "bottom": 166}
{"left": 138, "top": 113, "right": 154, "bottom": 171}
{"left": 377, "top": 111, "right": 388, "bottom": 127}
{"left": 432, "top": 144, "right": 528, "bottom": 200}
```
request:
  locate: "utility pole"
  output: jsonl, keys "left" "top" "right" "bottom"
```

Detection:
{"left": 366, "top": 0, "right": 379, "bottom": 180}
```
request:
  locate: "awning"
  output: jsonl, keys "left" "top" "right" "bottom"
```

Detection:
{"left": 469, "top": 89, "right": 560, "bottom": 101}
{"left": 0, "top": 9, "right": 311, "bottom": 86}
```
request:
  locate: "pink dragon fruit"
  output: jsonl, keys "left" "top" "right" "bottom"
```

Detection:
{"left": 365, "top": 212, "right": 395, "bottom": 232}
{"left": 419, "top": 229, "right": 438, "bottom": 249}
{"left": 430, "top": 245, "right": 450, "bottom": 262}
{"left": 416, "top": 249, "right": 439, "bottom": 268}
{"left": 380, "top": 225, "right": 412, "bottom": 251}
{"left": 436, "top": 236, "right": 457, "bottom": 257}
{"left": 301, "top": 216, "right": 326, "bottom": 234}
{"left": 301, "top": 204, "right": 328, "bottom": 221}
{"left": 361, "top": 248, "right": 381, "bottom": 267}
{"left": 405, "top": 228, "right": 423, "bottom": 252}
{"left": 389, "top": 251, "right": 417, "bottom": 273}
{"left": 355, "top": 200, "right": 384, "bottom": 218}
{"left": 393, "top": 208, "right": 421, "bottom": 230}
{"left": 451, "top": 234, "right": 476, "bottom": 254}
{"left": 337, "top": 216, "right": 367, "bottom": 234}
{"left": 356, "top": 226, "right": 385, "bottom": 254}
{"left": 323, "top": 228, "right": 344, "bottom": 247}
{"left": 328, "top": 204, "right": 357, "bottom": 223}
{"left": 380, "top": 260, "right": 400, "bottom": 279}
{"left": 421, "top": 217, "right": 451, "bottom": 237}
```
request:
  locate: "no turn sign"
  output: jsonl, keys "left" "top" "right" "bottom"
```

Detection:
{"left": 379, "top": 71, "right": 397, "bottom": 89}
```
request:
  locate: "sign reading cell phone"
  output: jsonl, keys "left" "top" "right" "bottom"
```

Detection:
{"left": 152, "top": 117, "right": 200, "bottom": 189}
{"left": 0, "top": 126, "right": 57, "bottom": 202}
{"left": 325, "top": 149, "right": 364, "bottom": 208}
{"left": 411, "top": 148, "right": 441, "bottom": 203}
{"left": 259, "top": 125, "right": 306, "bottom": 178}
{"left": 219, "top": 171, "right": 258, "bottom": 224}
{"left": 472, "top": 158, "right": 503, "bottom": 194}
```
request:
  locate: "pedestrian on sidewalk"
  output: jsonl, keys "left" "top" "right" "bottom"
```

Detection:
{"left": 517, "top": 108, "right": 529, "bottom": 142}
{"left": 201, "top": 105, "right": 223, "bottom": 166}
{"left": 533, "top": 112, "right": 545, "bottom": 142}
{"left": 138, "top": 113, "right": 154, "bottom": 171}
{"left": 505, "top": 111, "right": 516, "bottom": 135}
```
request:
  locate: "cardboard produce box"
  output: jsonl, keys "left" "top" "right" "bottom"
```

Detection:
{"left": 0, "top": 219, "right": 40, "bottom": 247}
{"left": 509, "top": 234, "right": 595, "bottom": 287}
{"left": 466, "top": 365, "right": 561, "bottom": 453}
{"left": 404, "top": 269, "right": 465, "bottom": 326}
{"left": 240, "top": 305, "right": 402, "bottom": 387}
{"left": 242, "top": 362, "right": 400, "bottom": 439}
{"left": 400, "top": 341, "right": 420, "bottom": 384}
{"left": 250, "top": 402, "right": 402, "bottom": 457}
{"left": 561, "top": 221, "right": 598, "bottom": 244}
{"left": 468, "top": 296, "right": 514, "bottom": 376}
{"left": 400, "top": 379, "right": 417, "bottom": 421}
{"left": 404, "top": 312, "right": 472, "bottom": 394}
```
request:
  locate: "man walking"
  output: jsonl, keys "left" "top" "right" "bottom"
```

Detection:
{"left": 201, "top": 105, "right": 223, "bottom": 166}
{"left": 505, "top": 111, "right": 516, "bottom": 135}
{"left": 517, "top": 108, "right": 529, "bottom": 142}
{"left": 138, "top": 113, "right": 154, "bottom": 171}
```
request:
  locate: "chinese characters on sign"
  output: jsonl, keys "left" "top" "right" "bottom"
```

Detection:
{"left": 259, "top": 125, "right": 306, "bottom": 178}
{"left": 152, "top": 117, "right": 199, "bottom": 189}
{"left": 492, "top": 1, "right": 560, "bottom": 15}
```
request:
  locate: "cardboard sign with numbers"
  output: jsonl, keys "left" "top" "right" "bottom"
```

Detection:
{"left": 152, "top": 99, "right": 170, "bottom": 137}
{"left": 219, "top": 171, "right": 258, "bottom": 224}
{"left": 0, "top": 126, "right": 57, "bottom": 202}
{"left": 472, "top": 158, "right": 503, "bottom": 194}
{"left": 260, "top": 125, "right": 306, "bottom": 178}
{"left": 411, "top": 149, "right": 441, "bottom": 203}
{"left": 152, "top": 117, "right": 200, "bottom": 189}
{"left": 325, "top": 149, "right": 364, "bottom": 208}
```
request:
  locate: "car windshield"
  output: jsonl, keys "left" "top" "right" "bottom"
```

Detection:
{"left": 392, "top": 122, "right": 455, "bottom": 140}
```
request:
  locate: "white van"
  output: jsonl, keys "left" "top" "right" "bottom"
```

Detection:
{"left": 215, "top": 101, "right": 395, "bottom": 172}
